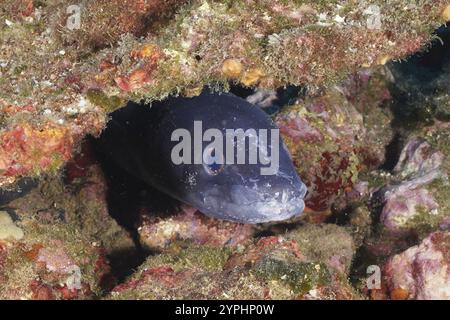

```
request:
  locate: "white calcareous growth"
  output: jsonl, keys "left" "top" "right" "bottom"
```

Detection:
{"left": 0, "top": 211, "right": 24, "bottom": 241}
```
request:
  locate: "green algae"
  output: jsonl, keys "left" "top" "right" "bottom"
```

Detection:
{"left": 286, "top": 224, "right": 356, "bottom": 274}
{"left": 253, "top": 257, "right": 331, "bottom": 294}
{"left": 86, "top": 90, "right": 123, "bottom": 113}
{"left": 144, "top": 245, "right": 232, "bottom": 272}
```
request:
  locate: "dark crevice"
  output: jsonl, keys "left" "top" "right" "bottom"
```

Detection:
{"left": 106, "top": 248, "right": 148, "bottom": 284}
{"left": 87, "top": 135, "right": 181, "bottom": 283}
{"left": 374, "top": 24, "right": 450, "bottom": 172}
{"left": 386, "top": 24, "right": 450, "bottom": 131}
{"left": 0, "top": 178, "right": 39, "bottom": 206}
{"left": 89, "top": 136, "right": 179, "bottom": 240}
{"left": 378, "top": 133, "right": 405, "bottom": 172}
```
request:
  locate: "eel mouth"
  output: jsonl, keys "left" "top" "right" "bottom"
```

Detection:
{"left": 197, "top": 182, "right": 307, "bottom": 224}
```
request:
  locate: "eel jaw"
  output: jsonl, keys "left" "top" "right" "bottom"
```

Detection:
{"left": 196, "top": 182, "right": 307, "bottom": 224}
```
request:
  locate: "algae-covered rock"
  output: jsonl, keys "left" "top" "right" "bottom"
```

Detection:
{"left": 142, "top": 245, "right": 233, "bottom": 273}
{"left": 0, "top": 218, "right": 112, "bottom": 300}
{"left": 0, "top": 0, "right": 446, "bottom": 186}
{"left": 379, "top": 131, "right": 449, "bottom": 237}
{"left": 226, "top": 236, "right": 333, "bottom": 296}
{"left": 107, "top": 238, "right": 284, "bottom": 300}
{"left": 9, "top": 160, "right": 136, "bottom": 260}
{"left": 0, "top": 149, "right": 144, "bottom": 298}
{"left": 275, "top": 70, "right": 393, "bottom": 214}
{"left": 383, "top": 231, "right": 450, "bottom": 300}
{"left": 138, "top": 205, "right": 254, "bottom": 252}
{"left": 109, "top": 235, "right": 362, "bottom": 300}
{"left": 381, "top": 186, "right": 440, "bottom": 233}
{"left": 356, "top": 124, "right": 449, "bottom": 281}
{"left": 285, "top": 224, "right": 355, "bottom": 275}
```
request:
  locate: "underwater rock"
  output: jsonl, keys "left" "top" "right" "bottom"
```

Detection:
{"left": 0, "top": 167, "right": 117, "bottom": 300}
{"left": 383, "top": 231, "right": 450, "bottom": 300}
{"left": 51, "top": 0, "right": 188, "bottom": 52}
{"left": 7, "top": 148, "right": 137, "bottom": 263}
{"left": 66, "top": 160, "right": 137, "bottom": 258}
{"left": 346, "top": 204, "right": 373, "bottom": 249}
{"left": 68, "top": 163, "right": 141, "bottom": 281}
{"left": 361, "top": 127, "right": 449, "bottom": 272}
{"left": 109, "top": 265, "right": 271, "bottom": 300}
{"left": 0, "top": 0, "right": 446, "bottom": 184}
{"left": 275, "top": 70, "right": 393, "bottom": 214}
{"left": 285, "top": 224, "right": 355, "bottom": 275}
{"left": 138, "top": 205, "right": 254, "bottom": 252}
{"left": 0, "top": 104, "right": 106, "bottom": 188}
{"left": 0, "top": 222, "right": 112, "bottom": 300}
{"left": 226, "top": 236, "right": 361, "bottom": 300}
{"left": 2, "top": 152, "right": 139, "bottom": 293}
{"left": 0, "top": 123, "right": 73, "bottom": 186}
{"left": 386, "top": 25, "right": 450, "bottom": 127}
{"left": 108, "top": 237, "right": 300, "bottom": 299}
{"left": 109, "top": 234, "right": 362, "bottom": 300}
{"left": 379, "top": 134, "right": 448, "bottom": 235}
{"left": 381, "top": 186, "right": 439, "bottom": 232}
{"left": 275, "top": 97, "right": 360, "bottom": 213}
{"left": 393, "top": 137, "right": 444, "bottom": 183}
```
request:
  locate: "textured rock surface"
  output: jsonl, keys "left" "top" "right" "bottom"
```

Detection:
{"left": 381, "top": 186, "right": 439, "bottom": 232}
{"left": 138, "top": 205, "right": 254, "bottom": 251}
{"left": 0, "top": 216, "right": 112, "bottom": 300}
{"left": 383, "top": 231, "right": 450, "bottom": 300}
{"left": 378, "top": 131, "right": 449, "bottom": 236}
{"left": 0, "top": 0, "right": 447, "bottom": 186}
{"left": 109, "top": 233, "right": 361, "bottom": 300}
{"left": 1, "top": 147, "right": 136, "bottom": 297}
{"left": 275, "top": 70, "right": 393, "bottom": 214}
{"left": 285, "top": 224, "right": 355, "bottom": 275}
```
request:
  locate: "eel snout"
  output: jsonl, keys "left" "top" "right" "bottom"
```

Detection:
{"left": 199, "top": 177, "right": 307, "bottom": 224}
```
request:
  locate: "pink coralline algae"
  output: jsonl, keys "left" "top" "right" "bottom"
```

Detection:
{"left": 275, "top": 71, "right": 393, "bottom": 213}
{"left": 381, "top": 187, "right": 439, "bottom": 232}
{"left": 36, "top": 241, "right": 77, "bottom": 274}
{"left": 0, "top": 123, "right": 72, "bottom": 179}
{"left": 393, "top": 137, "right": 445, "bottom": 183}
{"left": 383, "top": 231, "right": 450, "bottom": 300}
{"left": 138, "top": 205, "right": 254, "bottom": 251}
{"left": 380, "top": 136, "right": 446, "bottom": 232}
{"left": 0, "top": 237, "right": 112, "bottom": 300}
{"left": 0, "top": 107, "right": 106, "bottom": 187}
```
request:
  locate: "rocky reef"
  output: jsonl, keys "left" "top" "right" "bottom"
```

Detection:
{"left": 0, "top": 1, "right": 449, "bottom": 300}
{"left": 1, "top": 0, "right": 448, "bottom": 187}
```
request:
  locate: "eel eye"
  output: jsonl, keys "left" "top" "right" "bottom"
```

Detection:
{"left": 203, "top": 146, "right": 224, "bottom": 175}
